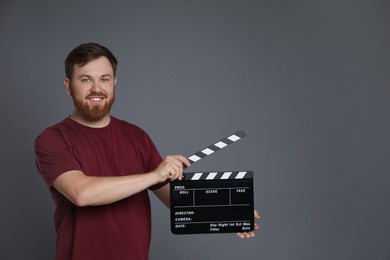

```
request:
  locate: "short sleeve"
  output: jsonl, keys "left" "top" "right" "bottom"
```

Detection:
{"left": 34, "top": 127, "right": 83, "bottom": 188}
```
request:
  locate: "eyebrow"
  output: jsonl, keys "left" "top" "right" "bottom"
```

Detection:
{"left": 78, "top": 74, "right": 113, "bottom": 79}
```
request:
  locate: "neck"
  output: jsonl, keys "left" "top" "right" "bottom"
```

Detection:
{"left": 69, "top": 112, "right": 111, "bottom": 128}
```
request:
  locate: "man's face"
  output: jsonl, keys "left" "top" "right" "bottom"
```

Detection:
{"left": 65, "top": 57, "right": 117, "bottom": 122}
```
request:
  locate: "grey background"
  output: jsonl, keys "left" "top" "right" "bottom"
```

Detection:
{"left": 1, "top": 0, "right": 389, "bottom": 259}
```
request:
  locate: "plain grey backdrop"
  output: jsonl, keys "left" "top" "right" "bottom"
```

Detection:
{"left": 1, "top": 0, "right": 389, "bottom": 259}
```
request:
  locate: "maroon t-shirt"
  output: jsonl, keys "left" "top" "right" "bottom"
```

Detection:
{"left": 35, "top": 116, "right": 166, "bottom": 260}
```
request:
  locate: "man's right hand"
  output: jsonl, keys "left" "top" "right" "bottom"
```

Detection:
{"left": 152, "top": 155, "right": 190, "bottom": 183}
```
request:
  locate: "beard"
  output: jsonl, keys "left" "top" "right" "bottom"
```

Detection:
{"left": 70, "top": 89, "right": 115, "bottom": 122}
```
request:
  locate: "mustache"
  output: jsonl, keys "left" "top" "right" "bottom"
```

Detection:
{"left": 86, "top": 91, "right": 108, "bottom": 99}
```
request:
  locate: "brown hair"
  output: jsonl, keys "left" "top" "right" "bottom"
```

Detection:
{"left": 64, "top": 43, "right": 118, "bottom": 79}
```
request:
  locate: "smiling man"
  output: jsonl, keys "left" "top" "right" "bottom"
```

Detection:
{"left": 34, "top": 43, "right": 259, "bottom": 260}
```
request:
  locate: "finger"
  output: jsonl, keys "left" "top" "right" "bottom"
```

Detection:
{"left": 254, "top": 210, "right": 260, "bottom": 220}
{"left": 236, "top": 232, "right": 244, "bottom": 239}
{"left": 170, "top": 156, "right": 188, "bottom": 180}
{"left": 164, "top": 158, "right": 179, "bottom": 173}
{"left": 247, "top": 232, "right": 255, "bottom": 238}
{"left": 165, "top": 155, "right": 190, "bottom": 177}
{"left": 236, "top": 232, "right": 255, "bottom": 239}
{"left": 254, "top": 223, "right": 260, "bottom": 231}
{"left": 168, "top": 168, "right": 179, "bottom": 180}
{"left": 178, "top": 171, "right": 184, "bottom": 181}
{"left": 172, "top": 154, "right": 191, "bottom": 168}
{"left": 168, "top": 165, "right": 182, "bottom": 180}
{"left": 167, "top": 156, "right": 185, "bottom": 171}
{"left": 246, "top": 231, "right": 255, "bottom": 238}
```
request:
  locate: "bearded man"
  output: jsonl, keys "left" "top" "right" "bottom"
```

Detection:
{"left": 34, "top": 43, "right": 259, "bottom": 260}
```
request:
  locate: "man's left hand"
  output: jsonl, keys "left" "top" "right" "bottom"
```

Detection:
{"left": 236, "top": 210, "right": 260, "bottom": 239}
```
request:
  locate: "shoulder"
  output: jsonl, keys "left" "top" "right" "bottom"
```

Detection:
{"left": 34, "top": 118, "right": 70, "bottom": 148}
{"left": 35, "top": 119, "right": 68, "bottom": 141}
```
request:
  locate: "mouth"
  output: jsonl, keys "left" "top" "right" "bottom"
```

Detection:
{"left": 88, "top": 97, "right": 105, "bottom": 102}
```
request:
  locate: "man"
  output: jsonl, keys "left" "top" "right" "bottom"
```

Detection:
{"left": 35, "top": 43, "right": 260, "bottom": 260}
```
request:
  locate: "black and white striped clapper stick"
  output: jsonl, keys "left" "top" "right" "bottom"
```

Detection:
{"left": 187, "top": 130, "right": 246, "bottom": 165}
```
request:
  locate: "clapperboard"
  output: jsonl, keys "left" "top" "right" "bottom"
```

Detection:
{"left": 170, "top": 130, "right": 254, "bottom": 234}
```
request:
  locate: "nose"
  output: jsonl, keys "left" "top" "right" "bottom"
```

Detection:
{"left": 90, "top": 80, "right": 102, "bottom": 92}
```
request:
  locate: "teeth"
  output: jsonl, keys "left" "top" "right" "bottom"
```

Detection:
{"left": 89, "top": 97, "right": 103, "bottom": 101}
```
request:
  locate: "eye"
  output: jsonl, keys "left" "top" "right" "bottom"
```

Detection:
{"left": 81, "top": 78, "right": 91, "bottom": 83}
{"left": 101, "top": 78, "right": 110, "bottom": 83}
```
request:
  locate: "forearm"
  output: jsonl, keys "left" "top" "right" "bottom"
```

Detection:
{"left": 54, "top": 170, "right": 161, "bottom": 207}
{"left": 152, "top": 183, "right": 171, "bottom": 208}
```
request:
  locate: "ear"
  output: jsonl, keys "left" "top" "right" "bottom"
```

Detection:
{"left": 64, "top": 78, "right": 72, "bottom": 96}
